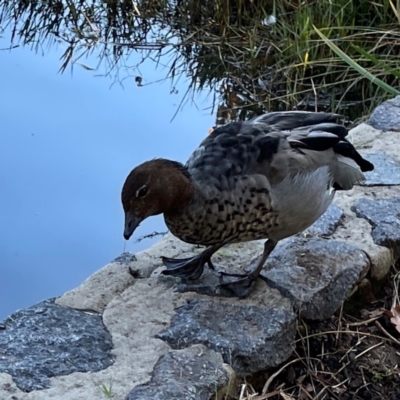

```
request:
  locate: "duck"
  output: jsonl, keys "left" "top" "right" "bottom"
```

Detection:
{"left": 121, "top": 111, "right": 374, "bottom": 298}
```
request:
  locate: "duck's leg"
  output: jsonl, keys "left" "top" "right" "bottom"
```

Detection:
{"left": 217, "top": 239, "right": 278, "bottom": 298}
{"left": 161, "top": 244, "right": 223, "bottom": 280}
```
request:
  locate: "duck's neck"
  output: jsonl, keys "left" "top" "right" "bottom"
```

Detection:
{"left": 160, "top": 160, "right": 194, "bottom": 216}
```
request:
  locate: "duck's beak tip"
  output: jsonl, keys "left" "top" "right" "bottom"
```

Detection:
{"left": 124, "top": 212, "right": 142, "bottom": 241}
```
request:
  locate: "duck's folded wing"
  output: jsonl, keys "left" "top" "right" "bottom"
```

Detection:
{"left": 186, "top": 111, "right": 373, "bottom": 189}
{"left": 185, "top": 121, "right": 263, "bottom": 179}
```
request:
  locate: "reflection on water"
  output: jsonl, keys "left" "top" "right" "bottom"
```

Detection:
{"left": 0, "top": 46, "right": 213, "bottom": 320}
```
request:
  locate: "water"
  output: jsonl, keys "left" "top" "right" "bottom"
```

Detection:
{"left": 0, "top": 44, "right": 214, "bottom": 320}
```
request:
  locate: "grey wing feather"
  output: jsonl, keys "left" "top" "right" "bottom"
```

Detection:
{"left": 186, "top": 124, "right": 262, "bottom": 179}
{"left": 335, "top": 155, "right": 366, "bottom": 189}
{"left": 252, "top": 111, "right": 342, "bottom": 130}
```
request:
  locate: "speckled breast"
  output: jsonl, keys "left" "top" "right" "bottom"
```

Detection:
{"left": 164, "top": 185, "right": 279, "bottom": 246}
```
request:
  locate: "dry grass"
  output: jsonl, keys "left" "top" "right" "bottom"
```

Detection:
{"left": 226, "top": 264, "right": 400, "bottom": 400}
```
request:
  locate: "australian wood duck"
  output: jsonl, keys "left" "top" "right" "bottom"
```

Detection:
{"left": 121, "top": 111, "right": 374, "bottom": 298}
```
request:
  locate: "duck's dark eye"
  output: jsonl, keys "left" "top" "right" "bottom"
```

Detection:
{"left": 136, "top": 185, "right": 148, "bottom": 198}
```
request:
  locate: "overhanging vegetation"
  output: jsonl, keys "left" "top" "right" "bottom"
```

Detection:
{"left": 0, "top": 0, "right": 399, "bottom": 122}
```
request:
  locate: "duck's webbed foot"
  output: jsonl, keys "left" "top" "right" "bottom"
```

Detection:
{"left": 161, "top": 244, "right": 221, "bottom": 281}
{"left": 161, "top": 255, "right": 211, "bottom": 280}
{"left": 217, "top": 273, "right": 259, "bottom": 298}
{"left": 217, "top": 239, "right": 278, "bottom": 298}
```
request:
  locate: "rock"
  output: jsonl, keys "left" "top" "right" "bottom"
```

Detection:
{"left": 360, "top": 153, "right": 400, "bottom": 186}
{"left": 113, "top": 252, "right": 137, "bottom": 264}
{"left": 303, "top": 204, "right": 344, "bottom": 237}
{"left": 126, "top": 345, "right": 234, "bottom": 400}
{"left": 0, "top": 299, "right": 113, "bottom": 392}
{"left": 0, "top": 241, "right": 288, "bottom": 400}
{"left": 331, "top": 190, "right": 393, "bottom": 282}
{"left": 258, "top": 237, "right": 370, "bottom": 320}
{"left": 156, "top": 299, "right": 296, "bottom": 375}
{"left": 352, "top": 197, "right": 400, "bottom": 260}
{"left": 0, "top": 276, "right": 181, "bottom": 399}
{"left": 367, "top": 95, "right": 400, "bottom": 131}
{"left": 4, "top": 109, "right": 400, "bottom": 400}
{"left": 56, "top": 260, "right": 135, "bottom": 313}
{"left": 347, "top": 123, "right": 382, "bottom": 149}
{"left": 127, "top": 233, "right": 198, "bottom": 279}
{"left": 0, "top": 373, "right": 20, "bottom": 398}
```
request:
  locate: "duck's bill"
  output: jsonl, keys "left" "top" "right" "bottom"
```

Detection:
{"left": 123, "top": 212, "right": 142, "bottom": 240}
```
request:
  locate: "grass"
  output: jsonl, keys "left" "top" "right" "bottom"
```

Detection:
{"left": 101, "top": 379, "right": 114, "bottom": 398}
{"left": 0, "top": 0, "right": 399, "bottom": 123}
{"left": 313, "top": 25, "right": 400, "bottom": 97}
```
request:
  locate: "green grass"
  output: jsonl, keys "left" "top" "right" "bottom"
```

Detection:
{"left": 1, "top": 0, "right": 399, "bottom": 122}
{"left": 101, "top": 380, "right": 114, "bottom": 398}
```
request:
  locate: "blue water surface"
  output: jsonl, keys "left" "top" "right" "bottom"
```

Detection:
{"left": 0, "top": 40, "right": 213, "bottom": 319}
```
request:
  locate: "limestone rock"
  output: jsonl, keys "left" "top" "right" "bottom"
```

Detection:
{"left": 56, "top": 259, "right": 135, "bottom": 313}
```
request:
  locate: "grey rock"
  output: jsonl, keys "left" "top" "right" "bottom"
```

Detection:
{"left": 360, "top": 153, "right": 400, "bottom": 186}
{"left": 126, "top": 346, "right": 230, "bottom": 400}
{"left": 258, "top": 237, "right": 370, "bottom": 320}
{"left": 304, "top": 204, "right": 344, "bottom": 236}
{"left": 156, "top": 299, "right": 296, "bottom": 375}
{"left": 352, "top": 197, "right": 400, "bottom": 259}
{"left": 367, "top": 95, "right": 400, "bottom": 131}
{"left": 113, "top": 252, "right": 137, "bottom": 263}
{"left": 0, "top": 298, "right": 114, "bottom": 392}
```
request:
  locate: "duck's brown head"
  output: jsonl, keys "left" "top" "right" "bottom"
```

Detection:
{"left": 121, "top": 159, "right": 193, "bottom": 240}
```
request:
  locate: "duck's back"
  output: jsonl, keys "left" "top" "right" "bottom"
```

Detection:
{"left": 166, "top": 112, "right": 373, "bottom": 245}
{"left": 187, "top": 111, "right": 372, "bottom": 188}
